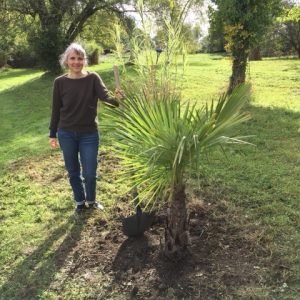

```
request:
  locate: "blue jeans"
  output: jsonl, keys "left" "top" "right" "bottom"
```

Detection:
{"left": 57, "top": 128, "right": 99, "bottom": 206}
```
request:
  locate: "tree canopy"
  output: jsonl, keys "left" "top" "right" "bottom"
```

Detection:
{"left": 1, "top": 0, "right": 130, "bottom": 72}
{"left": 279, "top": 2, "right": 300, "bottom": 57}
{"left": 209, "top": 0, "right": 283, "bottom": 92}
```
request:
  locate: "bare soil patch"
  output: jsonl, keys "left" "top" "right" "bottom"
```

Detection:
{"left": 58, "top": 197, "right": 275, "bottom": 300}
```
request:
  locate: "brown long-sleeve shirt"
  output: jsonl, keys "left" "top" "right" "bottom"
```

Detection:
{"left": 49, "top": 71, "right": 119, "bottom": 138}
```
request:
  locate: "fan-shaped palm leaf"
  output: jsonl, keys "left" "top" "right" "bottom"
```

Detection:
{"left": 103, "top": 83, "right": 251, "bottom": 208}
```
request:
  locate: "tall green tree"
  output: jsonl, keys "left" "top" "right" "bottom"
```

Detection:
{"left": 0, "top": 12, "right": 17, "bottom": 66}
{"left": 206, "top": 4, "right": 225, "bottom": 53}
{"left": 80, "top": 11, "right": 136, "bottom": 50}
{"left": 1, "top": 0, "right": 129, "bottom": 73}
{"left": 210, "top": 0, "right": 282, "bottom": 93}
{"left": 155, "top": 23, "right": 201, "bottom": 53}
{"left": 143, "top": 0, "right": 203, "bottom": 51}
{"left": 279, "top": 3, "right": 300, "bottom": 57}
{"left": 0, "top": 11, "right": 37, "bottom": 68}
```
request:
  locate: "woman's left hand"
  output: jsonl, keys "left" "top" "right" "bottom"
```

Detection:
{"left": 115, "top": 88, "right": 125, "bottom": 100}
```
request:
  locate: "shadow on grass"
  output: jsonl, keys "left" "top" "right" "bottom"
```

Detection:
{"left": 0, "top": 215, "right": 87, "bottom": 300}
{"left": 263, "top": 56, "right": 300, "bottom": 61}
{"left": 240, "top": 104, "right": 300, "bottom": 146}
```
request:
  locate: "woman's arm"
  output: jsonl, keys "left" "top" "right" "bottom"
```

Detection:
{"left": 93, "top": 72, "right": 120, "bottom": 107}
{"left": 49, "top": 79, "right": 62, "bottom": 148}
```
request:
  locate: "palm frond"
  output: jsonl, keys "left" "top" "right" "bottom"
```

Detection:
{"left": 102, "top": 83, "right": 252, "bottom": 207}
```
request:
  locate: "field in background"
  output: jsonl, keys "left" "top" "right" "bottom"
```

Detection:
{"left": 0, "top": 54, "right": 299, "bottom": 299}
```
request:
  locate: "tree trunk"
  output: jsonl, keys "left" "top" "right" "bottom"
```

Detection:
{"left": 249, "top": 47, "right": 262, "bottom": 61}
{"left": 228, "top": 50, "right": 248, "bottom": 94}
{"left": 0, "top": 52, "right": 8, "bottom": 68}
{"left": 164, "top": 184, "right": 190, "bottom": 260}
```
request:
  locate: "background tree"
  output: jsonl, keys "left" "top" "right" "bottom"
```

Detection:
{"left": 206, "top": 0, "right": 299, "bottom": 59}
{"left": 80, "top": 10, "right": 136, "bottom": 50}
{"left": 258, "top": 23, "right": 286, "bottom": 57}
{"left": 0, "top": 12, "right": 17, "bottom": 67}
{"left": 279, "top": 2, "right": 300, "bottom": 57}
{"left": 143, "top": 0, "right": 204, "bottom": 52}
{"left": 210, "top": 0, "right": 282, "bottom": 93}
{"left": 1, "top": 0, "right": 129, "bottom": 73}
{"left": 78, "top": 11, "right": 136, "bottom": 64}
{"left": 154, "top": 23, "right": 201, "bottom": 53}
{"left": 0, "top": 11, "right": 38, "bottom": 68}
{"left": 205, "top": 4, "right": 225, "bottom": 53}
{"left": 256, "top": 2, "right": 300, "bottom": 58}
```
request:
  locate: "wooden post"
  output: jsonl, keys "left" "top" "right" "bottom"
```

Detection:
{"left": 113, "top": 65, "right": 121, "bottom": 90}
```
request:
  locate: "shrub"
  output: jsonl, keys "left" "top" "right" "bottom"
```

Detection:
{"left": 8, "top": 44, "right": 38, "bottom": 68}
{"left": 84, "top": 41, "right": 103, "bottom": 65}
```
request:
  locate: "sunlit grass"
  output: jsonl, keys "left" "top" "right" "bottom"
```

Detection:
{"left": 0, "top": 54, "right": 299, "bottom": 299}
{"left": 0, "top": 68, "right": 44, "bottom": 92}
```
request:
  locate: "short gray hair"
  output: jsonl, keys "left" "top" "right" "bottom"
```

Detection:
{"left": 59, "top": 43, "right": 88, "bottom": 67}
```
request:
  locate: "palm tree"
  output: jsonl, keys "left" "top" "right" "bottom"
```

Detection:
{"left": 103, "top": 83, "right": 251, "bottom": 260}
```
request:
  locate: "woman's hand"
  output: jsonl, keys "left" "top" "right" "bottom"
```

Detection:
{"left": 115, "top": 88, "right": 125, "bottom": 100}
{"left": 49, "top": 138, "right": 59, "bottom": 149}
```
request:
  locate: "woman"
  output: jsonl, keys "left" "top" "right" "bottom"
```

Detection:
{"left": 49, "top": 42, "right": 122, "bottom": 213}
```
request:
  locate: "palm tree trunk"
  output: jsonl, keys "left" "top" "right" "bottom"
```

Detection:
{"left": 164, "top": 184, "right": 190, "bottom": 260}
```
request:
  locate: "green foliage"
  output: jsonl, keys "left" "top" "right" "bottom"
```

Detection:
{"left": 79, "top": 10, "right": 133, "bottom": 51}
{"left": 141, "top": 0, "right": 203, "bottom": 53}
{"left": 258, "top": 23, "right": 285, "bottom": 57}
{"left": 33, "top": 26, "right": 65, "bottom": 73}
{"left": 108, "top": 1, "right": 251, "bottom": 210}
{"left": 209, "top": 0, "right": 283, "bottom": 91}
{"left": 83, "top": 40, "right": 103, "bottom": 65}
{"left": 156, "top": 23, "right": 201, "bottom": 54}
{"left": 206, "top": 0, "right": 299, "bottom": 57}
{"left": 277, "top": 3, "right": 300, "bottom": 57}
{"left": 280, "top": 3, "right": 300, "bottom": 22}
{"left": 205, "top": 4, "right": 225, "bottom": 53}
{"left": 212, "top": 0, "right": 283, "bottom": 54}
{"left": 0, "top": 13, "right": 14, "bottom": 66}
{"left": 103, "top": 84, "right": 251, "bottom": 208}
{"left": 113, "top": 0, "right": 189, "bottom": 103}
{"left": 1, "top": 0, "right": 130, "bottom": 73}
{"left": 0, "top": 9, "right": 41, "bottom": 68}
{"left": 0, "top": 12, "right": 33, "bottom": 67}
{"left": 9, "top": 29, "right": 38, "bottom": 68}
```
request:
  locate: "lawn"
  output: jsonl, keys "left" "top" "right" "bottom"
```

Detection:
{"left": 0, "top": 54, "right": 299, "bottom": 299}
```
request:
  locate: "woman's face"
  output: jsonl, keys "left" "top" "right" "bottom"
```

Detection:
{"left": 66, "top": 50, "right": 84, "bottom": 74}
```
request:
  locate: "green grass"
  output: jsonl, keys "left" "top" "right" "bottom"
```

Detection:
{"left": 0, "top": 54, "right": 300, "bottom": 299}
